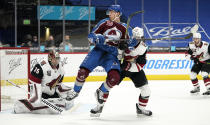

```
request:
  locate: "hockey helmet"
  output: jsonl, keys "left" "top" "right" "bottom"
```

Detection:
{"left": 106, "top": 5, "right": 122, "bottom": 16}
{"left": 48, "top": 50, "right": 60, "bottom": 63}
{"left": 193, "top": 33, "right": 201, "bottom": 39}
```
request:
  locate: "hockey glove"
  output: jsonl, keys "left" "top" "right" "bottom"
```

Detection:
{"left": 88, "top": 33, "right": 98, "bottom": 44}
{"left": 190, "top": 57, "right": 199, "bottom": 64}
{"left": 121, "top": 61, "right": 131, "bottom": 71}
{"left": 88, "top": 33, "right": 105, "bottom": 45}
{"left": 136, "top": 56, "right": 146, "bottom": 68}
{"left": 118, "top": 40, "right": 128, "bottom": 50}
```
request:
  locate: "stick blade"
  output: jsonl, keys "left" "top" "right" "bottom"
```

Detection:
{"left": 191, "top": 24, "right": 199, "bottom": 33}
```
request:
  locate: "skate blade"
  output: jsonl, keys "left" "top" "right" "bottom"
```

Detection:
{"left": 137, "top": 111, "right": 152, "bottom": 117}
{"left": 190, "top": 92, "right": 200, "bottom": 96}
{"left": 90, "top": 113, "right": 101, "bottom": 117}
{"left": 202, "top": 93, "right": 210, "bottom": 96}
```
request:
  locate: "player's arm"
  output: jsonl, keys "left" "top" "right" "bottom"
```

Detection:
{"left": 136, "top": 50, "right": 147, "bottom": 67}
{"left": 29, "top": 63, "right": 44, "bottom": 103}
{"left": 88, "top": 19, "right": 107, "bottom": 45}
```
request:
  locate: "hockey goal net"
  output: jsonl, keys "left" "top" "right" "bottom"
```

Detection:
{"left": 0, "top": 47, "right": 30, "bottom": 111}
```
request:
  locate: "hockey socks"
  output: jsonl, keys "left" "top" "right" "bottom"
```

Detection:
{"left": 99, "top": 83, "right": 109, "bottom": 93}
{"left": 73, "top": 84, "right": 82, "bottom": 93}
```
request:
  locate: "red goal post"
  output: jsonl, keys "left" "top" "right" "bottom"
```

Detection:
{"left": 0, "top": 47, "right": 30, "bottom": 111}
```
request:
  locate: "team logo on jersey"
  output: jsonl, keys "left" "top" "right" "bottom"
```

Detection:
{"left": 47, "top": 70, "right": 51, "bottom": 76}
{"left": 104, "top": 27, "right": 122, "bottom": 42}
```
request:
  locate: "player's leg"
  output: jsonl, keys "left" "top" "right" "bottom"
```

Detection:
{"left": 200, "top": 64, "right": 210, "bottom": 95}
{"left": 190, "top": 63, "right": 202, "bottom": 93}
{"left": 67, "top": 48, "right": 104, "bottom": 101}
{"left": 130, "top": 70, "right": 152, "bottom": 116}
{"left": 90, "top": 54, "right": 120, "bottom": 117}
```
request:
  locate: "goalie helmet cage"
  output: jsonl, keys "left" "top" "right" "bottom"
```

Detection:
{"left": 0, "top": 47, "right": 30, "bottom": 112}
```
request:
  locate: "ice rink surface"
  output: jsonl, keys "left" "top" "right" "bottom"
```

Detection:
{"left": 1, "top": 80, "right": 210, "bottom": 125}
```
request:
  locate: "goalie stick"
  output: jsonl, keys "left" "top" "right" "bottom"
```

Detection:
{"left": 6, "top": 80, "right": 63, "bottom": 114}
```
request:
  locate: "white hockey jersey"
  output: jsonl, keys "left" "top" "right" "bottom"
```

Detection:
{"left": 124, "top": 41, "right": 147, "bottom": 72}
{"left": 188, "top": 41, "right": 210, "bottom": 62}
{"left": 29, "top": 60, "right": 65, "bottom": 102}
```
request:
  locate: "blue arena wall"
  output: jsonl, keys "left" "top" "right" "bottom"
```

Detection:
{"left": 86, "top": 0, "right": 210, "bottom": 48}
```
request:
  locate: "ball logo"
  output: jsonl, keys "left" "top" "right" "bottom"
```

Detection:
{"left": 149, "top": 26, "right": 192, "bottom": 37}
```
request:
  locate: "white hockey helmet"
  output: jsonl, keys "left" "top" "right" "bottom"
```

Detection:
{"left": 193, "top": 33, "right": 201, "bottom": 39}
{"left": 132, "top": 27, "right": 144, "bottom": 39}
{"left": 48, "top": 50, "right": 60, "bottom": 64}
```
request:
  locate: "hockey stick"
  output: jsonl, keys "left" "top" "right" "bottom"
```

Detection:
{"left": 125, "top": 10, "right": 144, "bottom": 39}
{"left": 117, "top": 33, "right": 193, "bottom": 41}
{"left": 6, "top": 80, "right": 30, "bottom": 94}
{"left": 41, "top": 98, "right": 63, "bottom": 113}
{"left": 120, "top": 24, "right": 198, "bottom": 42}
{"left": 120, "top": 10, "right": 144, "bottom": 63}
{"left": 6, "top": 80, "right": 63, "bottom": 114}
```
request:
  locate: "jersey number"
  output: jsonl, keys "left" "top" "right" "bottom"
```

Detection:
{"left": 34, "top": 67, "right": 40, "bottom": 74}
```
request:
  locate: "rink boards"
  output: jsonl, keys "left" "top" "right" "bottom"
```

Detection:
{"left": 30, "top": 52, "right": 201, "bottom": 82}
{"left": 1, "top": 52, "right": 201, "bottom": 86}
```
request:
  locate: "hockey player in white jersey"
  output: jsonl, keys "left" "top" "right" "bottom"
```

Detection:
{"left": 119, "top": 27, "right": 152, "bottom": 116}
{"left": 90, "top": 27, "right": 152, "bottom": 117}
{"left": 13, "top": 50, "right": 74, "bottom": 114}
{"left": 185, "top": 32, "right": 210, "bottom": 95}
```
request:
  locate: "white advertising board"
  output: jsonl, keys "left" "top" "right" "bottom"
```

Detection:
{"left": 30, "top": 53, "right": 193, "bottom": 77}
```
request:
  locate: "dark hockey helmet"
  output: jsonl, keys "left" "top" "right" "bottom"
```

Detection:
{"left": 106, "top": 5, "right": 122, "bottom": 16}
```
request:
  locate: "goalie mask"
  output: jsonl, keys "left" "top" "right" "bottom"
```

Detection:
{"left": 48, "top": 50, "right": 60, "bottom": 67}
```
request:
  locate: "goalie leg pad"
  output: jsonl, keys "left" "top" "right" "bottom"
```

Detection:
{"left": 14, "top": 100, "right": 31, "bottom": 114}
{"left": 14, "top": 99, "right": 59, "bottom": 114}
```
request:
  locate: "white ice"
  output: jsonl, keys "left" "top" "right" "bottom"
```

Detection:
{"left": 1, "top": 80, "right": 210, "bottom": 125}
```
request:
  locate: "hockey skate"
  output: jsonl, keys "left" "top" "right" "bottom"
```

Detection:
{"left": 90, "top": 89, "right": 108, "bottom": 117}
{"left": 136, "top": 103, "right": 152, "bottom": 116}
{"left": 90, "top": 105, "right": 104, "bottom": 117}
{"left": 202, "top": 88, "right": 210, "bottom": 95}
{"left": 190, "top": 86, "right": 200, "bottom": 94}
